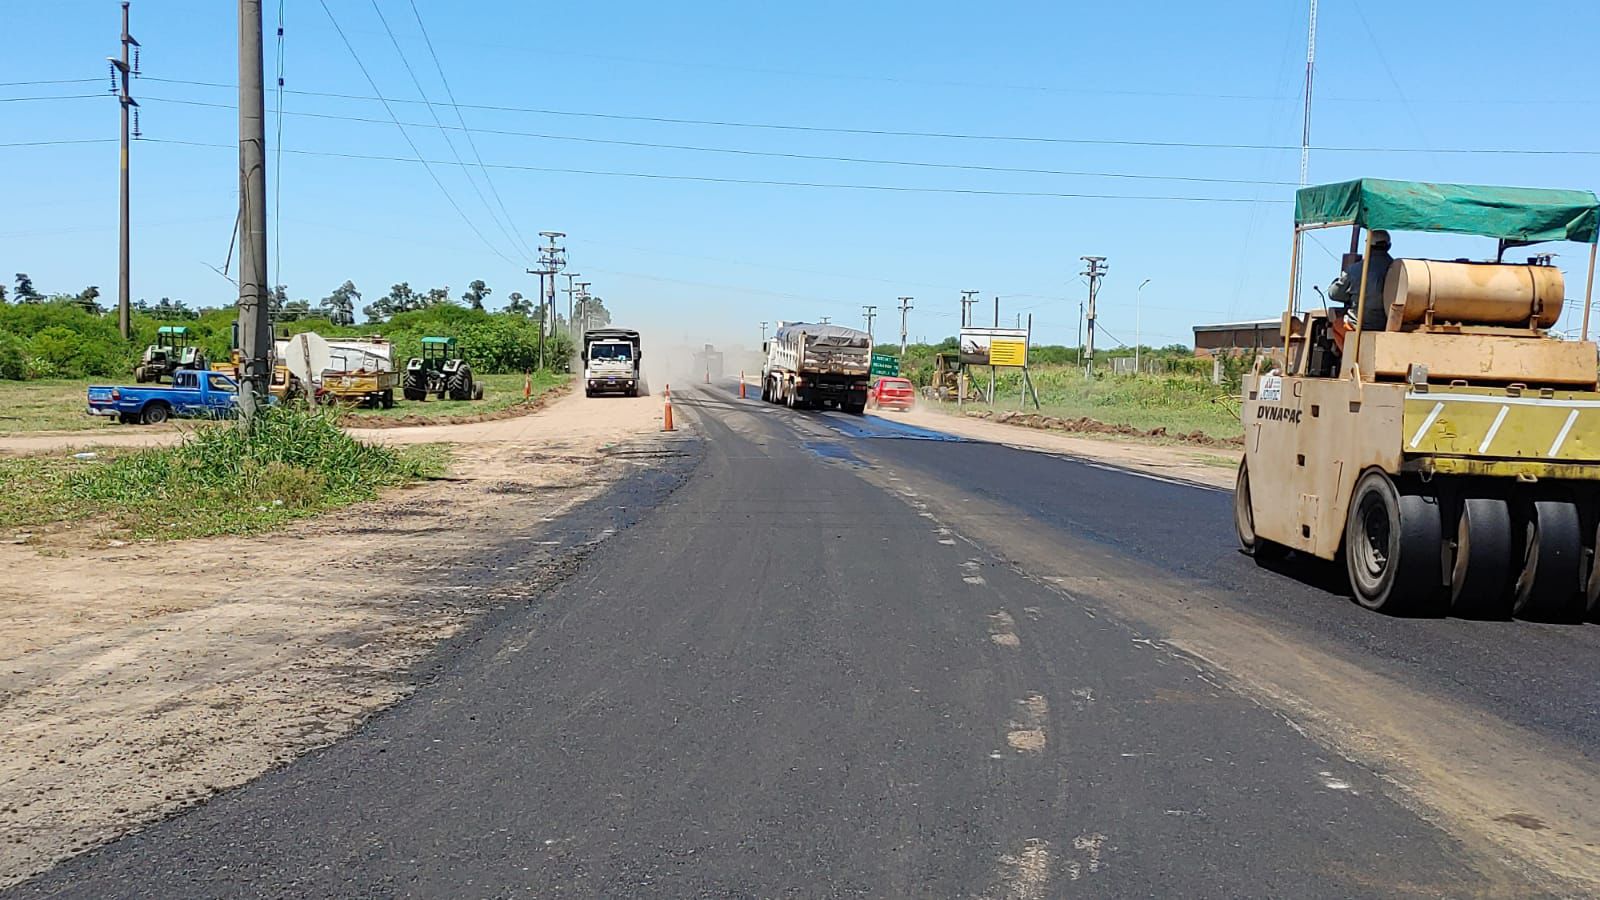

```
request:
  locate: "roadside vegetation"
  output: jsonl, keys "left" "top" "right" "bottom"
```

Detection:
{"left": 0, "top": 379, "right": 120, "bottom": 434}
{"left": 0, "top": 405, "right": 445, "bottom": 542}
{"left": 883, "top": 338, "right": 1247, "bottom": 441}
{"left": 340, "top": 371, "right": 566, "bottom": 423}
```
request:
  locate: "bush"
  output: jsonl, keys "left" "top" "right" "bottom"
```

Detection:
{"left": 0, "top": 330, "right": 29, "bottom": 379}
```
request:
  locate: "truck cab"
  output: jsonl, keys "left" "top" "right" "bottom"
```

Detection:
{"left": 583, "top": 328, "right": 642, "bottom": 397}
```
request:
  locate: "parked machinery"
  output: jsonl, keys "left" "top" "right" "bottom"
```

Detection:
{"left": 403, "top": 336, "right": 480, "bottom": 401}
{"left": 1236, "top": 177, "right": 1600, "bottom": 621}
{"left": 135, "top": 325, "right": 207, "bottom": 384}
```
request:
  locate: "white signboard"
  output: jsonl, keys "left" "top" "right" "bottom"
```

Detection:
{"left": 1259, "top": 374, "right": 1283, "bottom": 402}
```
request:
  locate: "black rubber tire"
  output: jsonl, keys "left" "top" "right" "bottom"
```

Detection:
{"left": 1344, "top": 469, "right": 1443, "bottom": 613}
{"left": 845, "top": 401, "right": 866, "bottom": 415}
{"left": 1451, "top": 497, "right": 1516, "bottom": 619}
{"left": 118, "top": 412, "right": 137, "bottom": 425}
{"left": 1234, "top": 460, "right": 1286, "bottom": 560}
{"left": 140, "top": 402, "right": 170, "bottom": 425}
{"left": 1512, "top": 500, "right": 1586, "bottom": 621}
{"left": 380, "top": 390, "right": 394, "bottom": 410}
{"left": 1586, "top": 519, "right": 1600, "bottom": 621}
{"left": 472, "top": 380, "right": 484, "bottom": 401}
{"left": 585, "top": 388, "right": 594, "bottom": 398}
{"left": 402, "top": 370, "right": 426, "bottom": 402}
{"left": 446, "top": 365, "right": 472, "bottom": 401}
{"left": 134, "top": 368, "right": 150, "bottom": 384}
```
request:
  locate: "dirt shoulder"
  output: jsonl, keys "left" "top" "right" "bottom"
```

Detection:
{"left": 884, "top": 404, "right": 1239, "bottom": 489}
{"left": 0, "top": 391, "right": 686, "bottom": 888}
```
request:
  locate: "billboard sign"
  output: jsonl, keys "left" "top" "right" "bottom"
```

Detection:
{"left": 959, "top": 327, "right": 1029, "bottom": 366}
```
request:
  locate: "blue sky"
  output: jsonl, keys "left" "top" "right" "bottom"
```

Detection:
{"left": 5, "top": 0, "right": 1599, "bottom": 351}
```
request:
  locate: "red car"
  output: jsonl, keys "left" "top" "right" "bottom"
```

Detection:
{"left": 868, "top": 376, "right": 915, "bottom": 411}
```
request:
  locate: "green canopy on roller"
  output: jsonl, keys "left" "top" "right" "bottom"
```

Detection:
{"left": 1294, "top": 178, "right": 1600, "bottom": 244}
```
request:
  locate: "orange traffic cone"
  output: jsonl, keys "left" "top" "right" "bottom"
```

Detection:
{"left": 663, "top": 384, "right": 674, "bottom": 432}
{"left": 523, "top": 371, "right": 532, "bottom": 400}
{"left": 739, "top": 370, "right": 747, "bottom": 399}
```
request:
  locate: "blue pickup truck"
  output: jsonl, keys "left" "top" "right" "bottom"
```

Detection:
{"left": 87, "top": 369, "right": 243, "bottom": 425}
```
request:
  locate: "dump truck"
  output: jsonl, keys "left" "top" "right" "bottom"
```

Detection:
{"left": 582, "top": 328, "right": 642, "bottom": 397}
{"left": 1236, "top": 178, "right": 1600, "bottom": 621}
{"left": 762, "top": 322, "right": 871, "bottom": 413}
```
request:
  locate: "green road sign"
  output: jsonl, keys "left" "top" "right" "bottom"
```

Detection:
{"left": 870, "top": 353, "right": 900, "bottom": 377}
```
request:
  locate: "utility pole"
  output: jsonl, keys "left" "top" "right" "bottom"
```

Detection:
{"left": 897, "top": 296, "right": 913, "bottom": 359}
{"left": 1080, "top": 256, "right": 1108, "bottom": 376}
{"left": 575, "top": 281, "right": 591, "bottom": 334}
{"left": 1300, "top": 0, "right": 1319, "bottom": 186}
{"left": 1077, "top": 302, "right": 1084, "bottom": 368}
{"left": 109, "top": 1, "right": 140, "bottom": 341}
{"left": 862, "top": 304, "right": 877, "bottom": 347}
{"left": 820, "top": 316, "right": 831, "bottom": 324}
{"left": 760, "top": 321, "right": 768, "bottom": 345}
{"left": 236, "top": 0, "right": 270, "bottom": 423}
{"left": 1136, "top": 278, "right": 1151, "bottom": 375}
{"left": 959, "top": 289, "right": 979, "bottom": 328}
{"left": 562, "top": 272, "right": 581, "bottom": 337}
{"left": 530, "top": 231, "right": 564, "bottom": 370}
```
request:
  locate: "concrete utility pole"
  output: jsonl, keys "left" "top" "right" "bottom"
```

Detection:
{"left": 236, "top": 0, "right": 271, "bottom": 423}
{"left": 959, "top": 289, "right": 979, "bottom": 328}
{"left": 562, "top": 272, "right": 581, "bottom": 336}
{"left": 760, "top": 321, "right": 769, "bottom": 345}
{"left": 575, "top": 281, "right": 591, "bottom": 334}
{"left": 862, "top": 305, "right": 877, "bottom": 347}
{"left": 1300, "top": 0, "right": 1319, "bottom": 186}
{"left": 109, "top": 1, "right": 140, "bottom": 340}
{"left": 1136, "top": 278, "right": 1151, "bottom": 374}
{"left": 820, "top": 316, "right": 831, "bottom": 324}
{"left": 897, "top": 296, "right": 913, "bottom": 359}
{"left": 530, "top": 231, "right": 564, "bottom": 370}
{"left": 1080, "top": 256, "right": 1108, "bottom": 376}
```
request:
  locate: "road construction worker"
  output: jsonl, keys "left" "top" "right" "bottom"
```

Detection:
{"left": 1326, "top": 230, "right": 1395, "bottom": 357}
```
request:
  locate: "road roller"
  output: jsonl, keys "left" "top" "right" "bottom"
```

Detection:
{"left": 1236, "top": 178, "right": 1600, "bottom": 619}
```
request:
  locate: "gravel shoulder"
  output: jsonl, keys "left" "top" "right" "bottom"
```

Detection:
{"left": 0, "top": 390, "right": 686, "bottom": 888}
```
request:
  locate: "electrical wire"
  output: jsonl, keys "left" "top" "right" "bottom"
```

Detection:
{"left": 313, "top": 0, "right": 518, "bottom": 266}
{"left": 0, "top": 94, "right": 108, "bottom": 103}
{"left": 408, "top": 0, "right": 539, "bottom": 261}
{"left": 142, "top": 137, "right": 1290, "bottom": 204}
{"left": 0, "top": 138, "right": 119, "bottom": 148}
{"left": 0, "top": 78, "right": 103, "bottom": 87}
{"left": 140, "top": 96, "right": 1299, "bottom": 188}
{"left": 367, "top": 0, "right": 531, "bottom": 263}
{"left": 136, "top": 77, "right": 1600, "bottom": 156}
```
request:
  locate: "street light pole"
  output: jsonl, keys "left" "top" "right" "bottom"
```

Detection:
{"left": 1136, "top": 278, "right": 1151, "bottom": 375}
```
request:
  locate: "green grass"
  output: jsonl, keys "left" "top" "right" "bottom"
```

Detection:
{"left": 947, "top": 367, "right": 1243, "bottom": 440}
{"left": 341, "top": 371, "right": 566, "bottom": 421}
{"left": 0, "top": 378, "right": 114, "bottom": 434}
{"left": 0, "top": 405, "right": 447, "bottom": 541}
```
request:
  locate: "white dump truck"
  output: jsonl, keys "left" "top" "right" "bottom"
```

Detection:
{"left": 761, "top": 322, "right": 872, "bottom": 413}
{"left": 583, "top": 328, "right": 642, "bottom": 397}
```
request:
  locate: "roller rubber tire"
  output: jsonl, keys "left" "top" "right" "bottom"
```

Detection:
{"left": 1234, "top": 460, "right": 1286, "bottom": 561}
{"left": 1344, "top": 469, "right": 1443, "bottom": 613}
{"left": 1451, "top": 497, "right": 1515, "bottom": 619}
{"left": 1512, "top": 500, "right": 1586, "bottom": 621}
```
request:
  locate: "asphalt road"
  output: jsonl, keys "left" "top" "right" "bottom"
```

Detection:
{"left": 14, "top": 381, "right": 1597, "bottom": 898}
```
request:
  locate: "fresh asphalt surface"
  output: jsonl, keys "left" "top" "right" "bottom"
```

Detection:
{"left": 14, "top": 380, "right": 1596, "bottom": 897}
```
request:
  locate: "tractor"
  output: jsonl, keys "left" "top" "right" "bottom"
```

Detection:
{"left": 403, "top": 336, "right": 481, "bottom": 401}
{"left": 135, "top": 325, "right": 207, "bottom": 384}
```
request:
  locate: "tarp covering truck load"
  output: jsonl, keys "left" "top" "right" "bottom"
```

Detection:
{"left": 583, "top": 329, "right": 642, "bottom": 397}
{"left": 761, "top": 322, "right": 871, "bottom": 414}
{"left": 1236, "top": 177, "right": 1600, "bottom": 621}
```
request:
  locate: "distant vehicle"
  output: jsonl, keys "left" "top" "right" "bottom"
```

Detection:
{"left": 692, "top": 343, "right": 724, "bottom": 381}
{"left": 583, "top": 328, "right": 642, "bottom": 397}
{"left": 762, "top": 322, "right": 871, "bottom": 413}
{"left": 867, "top": 376, "right": 915, "bottom": 411}
{"left": 88, "top": 369, "right": 242, "bottom": 425}
{"left": 404, "top": 336, "right": 480, "bottom": 401}
{"left": 134, "top": 325, "right": 207, "bottom": 384}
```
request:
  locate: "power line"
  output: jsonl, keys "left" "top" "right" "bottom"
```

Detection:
{"left": 0, "top": 138, "right": 119, "bottom": 148}
{"left": 366, "top": 0, "right": 531, "bottom": 263}
{"left": 0, "top": 78, "right": 104, "bottom": 87}
{"left": 133, "top": 77, "right": 1600, "bottom": 156}
{"left": 141, "top": 137, "right": 1288, "bottom": 203}
{"left": 407, "top": 0, "right": 538, "bottom": 263}
{"left": 0, "top": 94, "right": 108, "bottom": 103}
{"left": 312, "top": 0, "right": 517, "bottom": 266}
{"left": 139, "top": 95, "right": 1299, "bottom": 187}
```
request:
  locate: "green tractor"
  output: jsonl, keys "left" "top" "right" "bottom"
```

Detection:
{"left": 135, "top": 325, "right": 208, "bottom": 384}
{"left": 403, "top": 336, "right": 481, "bottom": 401}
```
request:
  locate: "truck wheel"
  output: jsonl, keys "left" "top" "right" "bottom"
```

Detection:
{"left": 380, "top": 390, "right": 395, "bottom": 409}
{"left": 845, "top": 401, "right": 866, "bottom": 415}
{"left": 447, "top": 365, "right": 472, "bottom": 401}
{"left": 1450, "top": 497, "right": 1515, "bottom": 619}
{"left": 118, "top": 412, "right": 137, "bottom": 425}
{"left": 1234, "top": 460, "right": 1285, "bottom": 560}
{"left": 140, "top": 402, "right": 170, "bottom": 425}
{"left": 1511, "top": 500, "right": 1585, "bottom": 621}
{"left": 402, "top": 371, "right": 426, "bottom": 402}
{"left": 1344, "top": 469, "right": 1443, "bottom": 614}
